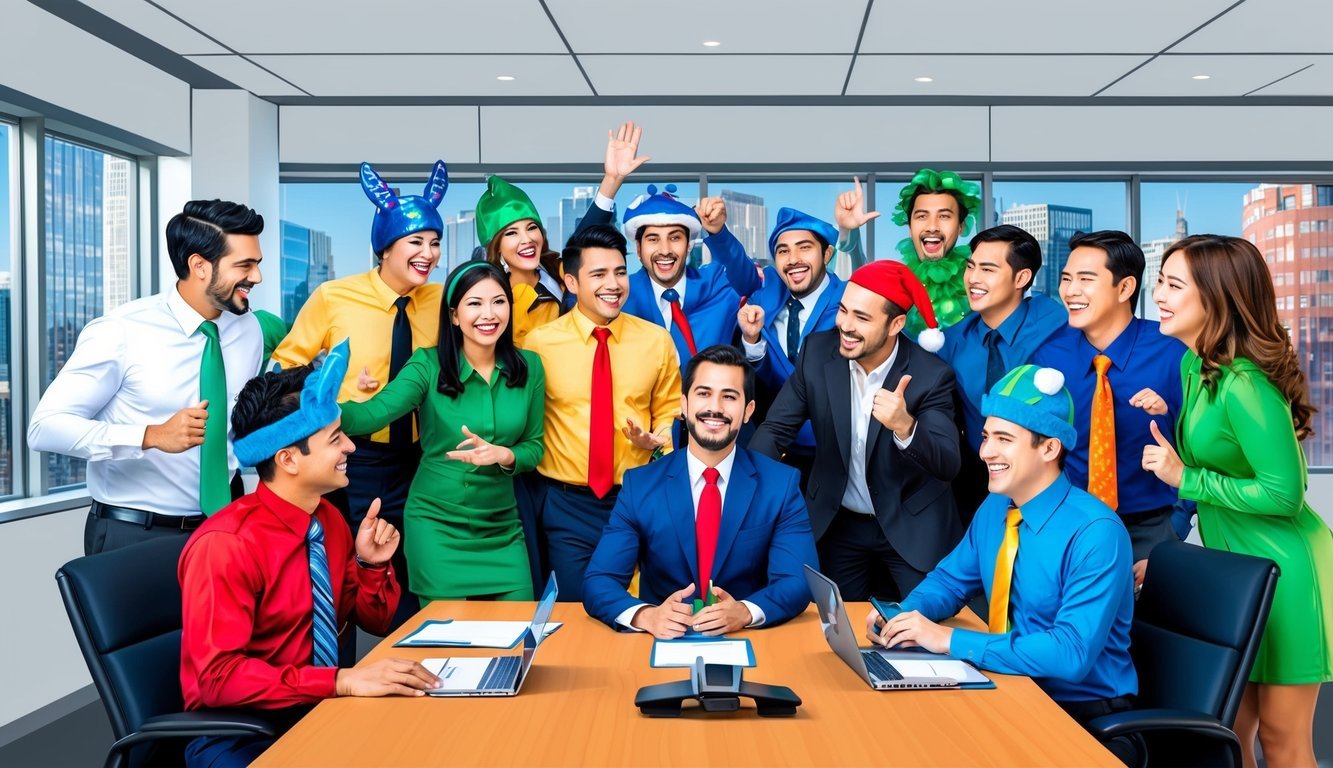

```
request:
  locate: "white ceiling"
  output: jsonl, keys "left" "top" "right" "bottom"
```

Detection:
{"left": 51, "top": 0, "right": 1333, "bottom": 99}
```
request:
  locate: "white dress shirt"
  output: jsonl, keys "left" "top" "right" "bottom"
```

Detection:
{"left": 840, "top": 343, "right": 915, "bottom": 516}
{"left": 28, "top": 286, "right": 264, "bottom": 516}
{"left": 615, "top": 446, "right": 766, "bottom": 629}
{"left": 742, "top": 273, "right": 831, "bottom": 362}
{"left": 650, "top": 275, "right": 688, "bottom": 330}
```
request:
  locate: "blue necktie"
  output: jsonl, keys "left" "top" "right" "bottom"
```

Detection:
{"left": 307, "top": 517, "right": 339, "bottom": 668}
{"left": 785, "top": 297, "right": 804, "bottom": 363}
{"left": 983, "top": 329, "right": 1006, "bottom": 392}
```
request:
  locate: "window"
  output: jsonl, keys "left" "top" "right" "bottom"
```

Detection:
{"left": 43, "top": 135, "right": 135, "bottom": 489}
{"left": 1, "top": 122, "right": 14, "bottom": 498}
{"left": 992, "top": 180, "right": 1128, "bottom": 299}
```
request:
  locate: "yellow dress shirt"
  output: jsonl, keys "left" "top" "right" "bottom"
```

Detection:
{"left": 525, "top": 307, "right": 682, "bottom": 486}
{"left": 510, "top": 282, "right": 561, "bottom": 349}
{"left": 272, "top": 268, "right": 442, "bottom": 443}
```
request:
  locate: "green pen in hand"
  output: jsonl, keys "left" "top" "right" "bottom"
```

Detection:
{"left": 692, "top": 580, "right": 715, "bottom": 613}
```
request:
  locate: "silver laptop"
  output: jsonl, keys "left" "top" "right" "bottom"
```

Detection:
{"left": 423, "top": 574, "right": 558, "bottom": 697}
{"left": 803, "top": 565, "right": 989, "bottom": 690}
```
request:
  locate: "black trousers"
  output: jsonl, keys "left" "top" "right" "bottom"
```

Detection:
{"left": 818, "top": 507, "right": 928, "bottom": 602}
{"left": 1122, "top": 506, "right": 1177, "bottom": 563}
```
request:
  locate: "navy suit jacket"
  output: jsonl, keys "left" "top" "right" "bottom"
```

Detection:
{"left": 750, "top": 268, "right": 846, "bottom": 391}
{"left": 582, "top": 447, "right": 819, "bottom": 629}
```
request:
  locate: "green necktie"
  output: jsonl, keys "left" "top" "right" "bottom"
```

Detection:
{"left": 198, "top": 320, "right": 230, "bottom": 515}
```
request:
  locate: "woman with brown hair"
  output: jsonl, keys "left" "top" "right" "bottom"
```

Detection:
{"left": 1141, "top": 233, "right": 1333, "bottom": 768}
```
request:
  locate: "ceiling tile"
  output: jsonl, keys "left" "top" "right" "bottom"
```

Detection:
{"left": 185, "top": 55, "right": 306, "bottom": 96}
{"left": 860, "top": 0, "right": 1235, "bottom": 54}
{"left": 1174, "top": 0, "right": 1333, "bottom": 53}
{"left": 582, "top": 55, "right": 849, "bottom": 95}
{"left": 1248, "top": 60, "right": 1333, "bottom": 96}
{"left": 152, "top": 0, "right": 566, "bottom": 53}
{"left": 547, "top": 0, "right": 866, "bottom": 53}
{"left": 1100, "top": 54, "right": 1319, "bottom": 97}
{"left": 249, "top": 54, "right": 591, "bottom": 97}
{"left": 848, "top": 55, "right": 1143, "bottom": 97}
{"left": 78, "top": 0, "right": 228, "bottom": 54}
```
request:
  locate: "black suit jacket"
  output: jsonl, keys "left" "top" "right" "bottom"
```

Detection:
{"left": 749, "top": 330, "right": 963, "bottom": 572}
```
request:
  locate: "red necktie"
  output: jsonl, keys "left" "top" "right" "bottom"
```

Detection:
{"left": 662, "top": 288, "right": 697, "bottom": 357}
{"left": 588, "top": 326, "right": 614, "bottom": 498}
{"left": 697, "top": 467, "right": 722, "bottom": 595}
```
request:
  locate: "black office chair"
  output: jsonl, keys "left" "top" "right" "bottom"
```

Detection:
{"left": 56, "top": 535, "right": 276, "bottom": 768}
{"left": 1086, "top": 540, "right": 1279, "bottom": 768}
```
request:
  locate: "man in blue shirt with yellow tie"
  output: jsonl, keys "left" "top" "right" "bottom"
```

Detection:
{"left": 937, "top": 225, "right": 1065, "bottom": 522}
{"left": 1031, "top": 230, "right": 1187, "bottom": 590}
{"left": 867, "top": 364, "right": 1136, "bottom": 729}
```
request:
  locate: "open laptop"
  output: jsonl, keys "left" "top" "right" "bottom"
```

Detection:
{"left": 422, "top": 574, "right": 558, "bottom": 697}
{"left": 803, "top": 565, "right": 989, "bottom": 690}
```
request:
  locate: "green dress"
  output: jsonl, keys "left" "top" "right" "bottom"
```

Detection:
{"left": 340, "top": 347, "right": 546, "bottom": 602}
{"left": 1176, "top": 352, "right": 1333, "bottom": 684}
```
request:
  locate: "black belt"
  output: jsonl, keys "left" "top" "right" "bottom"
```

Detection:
{"left": 1057, "top": 694, "right": 1135, "bottom": 724}
{"left": 91, "top": 501, "right": 204, "bottom": 532}
{"left": 541, "top": 477, "right": 621, "bottom": 498}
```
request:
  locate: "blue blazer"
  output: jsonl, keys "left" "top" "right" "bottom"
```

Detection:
{"left": 622, "top": 226, "right": 762, "bottom": 366}
{"left": 750, "top": 268, "right": 845, "bottom": 391}
{"left": 582, "top": 447, "right": 819, "bottom": 629}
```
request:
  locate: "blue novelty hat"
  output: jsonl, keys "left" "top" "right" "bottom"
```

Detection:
{"left": 233, "top": 339, "right": 351, "bottom": 467}
{"left": 981, "top": 364, "right": 1078, "bottom": 448}
{"left": 768, "top": 207, "right": 838, "bottom": 257}
{"left": 361, "top": 160, "right": 448, "bottom": 254}
{"left": 622, "top": 184, "right": 702, "bottom": 242}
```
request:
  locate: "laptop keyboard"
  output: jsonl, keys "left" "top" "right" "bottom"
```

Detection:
{"left": 861, "top": 651, "right": 904, "bottom": 681}
{"left": 479, "top": 656, "right": 522, "bottom": 690}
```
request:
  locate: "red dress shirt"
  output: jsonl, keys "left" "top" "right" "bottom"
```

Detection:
{"left": 178, "top": 483, "right": 400, "bottom": 709}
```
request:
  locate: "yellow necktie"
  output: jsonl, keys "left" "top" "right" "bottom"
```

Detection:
{"left": 1088, "top": 354, "right": 1118, "bottom": 511}
{"left": 988, "top": 506, "right": 1023, "bottom": 634}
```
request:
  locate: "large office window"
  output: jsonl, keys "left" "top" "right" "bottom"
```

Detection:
{"left": 992, "top": 180, "right": 1128, "bottom": 299}
{"left": 1, "top": 122, "right": 14, "bottom": 498}
{"left": 43, "top": 135, "right": 135, "bottom": 489}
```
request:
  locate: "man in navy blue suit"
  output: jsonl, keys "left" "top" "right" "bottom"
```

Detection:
{"left": 583, "top": 344, "right": 819, "bottom": 638}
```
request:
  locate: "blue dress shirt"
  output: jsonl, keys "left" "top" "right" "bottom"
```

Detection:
{"left": 1032, "top": 318, "right": 1187, "bottom": 516}
{"left": 937, "top": 294, "right": 1066, "bottom": 453}
{"left": 899, "top": 475, "right": 1137, "bottom": 703}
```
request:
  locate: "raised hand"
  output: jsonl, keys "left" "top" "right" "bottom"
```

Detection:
{"left": 354, "top": 498, "right": 400, "bottom": 566}
{"left": 1141, "top": 420, "right": 1184, "bottom": 488}
{"left": 834, "top": 177, "right": 881, "bottom": 232}
{"left": 630, "top": 583, "right": 697, "bottom": 639}
{"left": 737, "top": 304, "right": 766, "bottom": 344}
{"left": 623, "top": 417, "right": 669, "bottom": 452}
{"left": 695, "top": 197, "right": 727, "bottom": 235}
{"left": 603, "top": 122, "right": 650, "bottom": 186}
{"left": 446, "top": 425, "right": 516, "bottom": 468}
{"left": 871, "top": 374, "right": 915, "bottom": 438}
{"left": 1129, "top": 387, "right": 1168, "bottom": 416}
{"left": 143, "top": 401, "right": 210, "bottom": 453}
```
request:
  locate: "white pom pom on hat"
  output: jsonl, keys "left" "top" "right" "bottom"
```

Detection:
{"left": 917, "top": 327, "right": 945, "bottom": 353}
{"left": 1033, "top": 367, "right": 1065, "bottom": 396}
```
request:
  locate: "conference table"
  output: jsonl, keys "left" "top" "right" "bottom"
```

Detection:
{"left": 255, "top": 601, "right": 1120, "bottom": 767}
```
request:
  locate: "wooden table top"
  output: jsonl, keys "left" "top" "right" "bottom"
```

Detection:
{"left": 255, "top": 600, "right": 1119, "bottom": 767}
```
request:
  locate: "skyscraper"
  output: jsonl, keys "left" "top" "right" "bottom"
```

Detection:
{"left": 280, "top": 221, "right": 335, "bottom": 322}
{"left": 1242, "top": 183, "right": 1333, "bottom": 465}
{"left": 0, "top": 272, "right": 10, "bottom": 495}
{"left": 559, "top": 186, "right": 597, "bottom": 251}
{"left": 719, "top": 189, "right": 767, "bottom": 266}
{"left": 1000, "top": 203, "right": 1093, "bottom": 297}
{"left": 446, "top": 208, "right": 478, "bottom": 271}
{"left": 102, "top": 156, "right": 131, "bottom": 311}
{"left": 1139, "top": 207, "right": 1189, "bottom": 319}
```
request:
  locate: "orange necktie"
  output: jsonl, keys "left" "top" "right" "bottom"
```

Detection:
{"left": 988, "top": 506, "right": 1023, "bottom": 634}
{"left": 1088, "top": 353, "right": 1118, "bottom": 511}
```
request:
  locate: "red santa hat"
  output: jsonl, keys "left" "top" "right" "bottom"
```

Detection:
{"left": 848, "top": 260, "right": 945, "bottom": 353}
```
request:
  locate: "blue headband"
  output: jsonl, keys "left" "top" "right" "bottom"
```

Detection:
{"left": 233, "top": 339, "right": 350, "bottom": 467}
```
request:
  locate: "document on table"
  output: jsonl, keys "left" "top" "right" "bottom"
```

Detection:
{"left": 394, "top": 620, "right": 562, "bottom": 649}
{"left": 650, "top": 638, "right": 756, "bottom": 668}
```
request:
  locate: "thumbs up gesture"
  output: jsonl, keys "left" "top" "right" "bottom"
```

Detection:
{"left": 1141, "top": 420, "right": 1184, "bottom": 488}
{"left": 871, "top": 374, "right": 916, "bottom": 439}
{"left": 354, "top": 498, "right": 400, "bottom": 566}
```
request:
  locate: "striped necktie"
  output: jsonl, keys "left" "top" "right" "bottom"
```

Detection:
{"left": 988, "top": 506, "right": 1023, "bottom": 634}
{"left": 307, "top": 517, "right": 339, "bottom": 668}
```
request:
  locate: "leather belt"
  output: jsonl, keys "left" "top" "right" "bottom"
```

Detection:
{"left": 541, "top": 477, "right": 621, "bottom": 498}
{"left": 91, "top": 500, "right": 205, "bottom": 532}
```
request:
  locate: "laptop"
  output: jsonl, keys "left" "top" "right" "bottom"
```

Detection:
{"left": 422, "top": 574, "right": 558, "bottom": 697}
{"left": 803, "top": 565, "right": 990, "bottom": 690}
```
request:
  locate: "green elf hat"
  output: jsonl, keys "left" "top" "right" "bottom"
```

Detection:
{"left": 475, "top": 176, "right": 543, "bottom": 245}
{"left": 981, "top": 364, "right": 1078, "bottom": 448}
{"left": 891, "top": 169, "right": 983, "bottom": 237}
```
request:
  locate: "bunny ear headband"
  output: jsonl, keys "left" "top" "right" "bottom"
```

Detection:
{"left": 361, "top": 160, "right": 449, "bottom": 254}
{"left": 233, "top": 339, "right": 351, "bottom": 467}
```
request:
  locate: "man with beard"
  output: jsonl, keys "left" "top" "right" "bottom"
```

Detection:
{"left": 583, "top": 344, "right": 818, "bottom": 637}
{"left": 750, "top": 261, "right": 961, "bottom": 602}
{"left": 29, "top": 200, "right": 266, "bottom": 553}
{"left": 619, "top": 186, "right": 762, "bottom": 368}
{"left": 838, "top": 169, "right": 982, "bottom": 339}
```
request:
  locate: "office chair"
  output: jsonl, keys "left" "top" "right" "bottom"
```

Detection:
{"left": 56, "top": 535, "right": 276, "bottom": 768}
{"left": 1085, "top": 540, "right": 1279, "bottom": 768}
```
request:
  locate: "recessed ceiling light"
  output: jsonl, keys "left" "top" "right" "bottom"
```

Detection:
{"left": 496, "top": 75, "right": 515, "bottom": 81}
{"left": 1192, "top": 74, "right": 1211, "bottom": 80}
{"left": 702, "top": 40, "right": 721, "bottom": 47}
{"left": 914, "top": 76, "right": 934, "bottom": 83}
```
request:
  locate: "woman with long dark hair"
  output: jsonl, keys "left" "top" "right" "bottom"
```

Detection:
{"left": 339, "top": 261, "right": 546, "bottom": 602}
{"left": 1141, "top": 234, "right": 1332, "bottom": 768}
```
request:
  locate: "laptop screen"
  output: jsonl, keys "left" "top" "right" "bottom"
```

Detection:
{"left": 521, "top": 573, "right": 559, "bottom": 672}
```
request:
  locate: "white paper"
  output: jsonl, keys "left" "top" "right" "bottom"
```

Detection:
{"left": 653, "top": 639, "right": 752, "bottom": 668}
{"left": 890, "top": 659, "right": 973, "bottom": 681}
{"left": 423, "top": 658, "right": 491, "bottom": 691}
{"left": 402, "top": 621, "right": 561, "bottom": 648}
